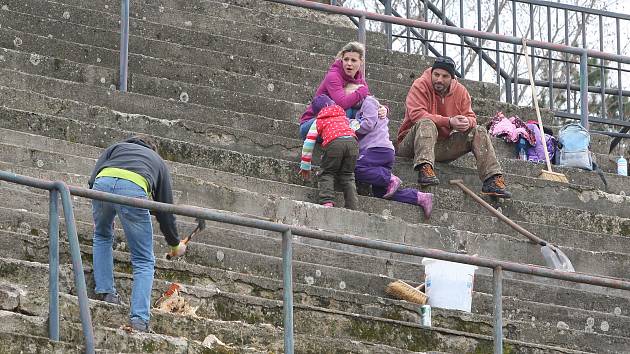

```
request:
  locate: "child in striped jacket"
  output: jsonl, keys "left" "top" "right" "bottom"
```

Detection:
{"left": 299, "top": 94, "right": 359, "bottom": 209}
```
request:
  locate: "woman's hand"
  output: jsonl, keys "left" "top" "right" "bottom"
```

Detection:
{"left": 377, "top": 105, "right": 387, "bottom": 119}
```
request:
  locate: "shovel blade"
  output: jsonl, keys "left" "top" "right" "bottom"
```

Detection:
{"left": 541, "top": 245, "right": 575, "bottom": 272}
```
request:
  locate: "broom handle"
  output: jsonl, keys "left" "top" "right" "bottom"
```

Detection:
{"left": 522, "top": 39, "right": 554, "bottom": 173}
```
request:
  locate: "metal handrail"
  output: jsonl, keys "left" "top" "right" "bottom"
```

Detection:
{"left": 264, "top": 0, "right": 630, "bottom": 131}
{"left": 514, "top": 0, "right": 630, "bottom": 20}
{"left": 352, "top": 0, "right": 629, "bottom": 146}
{"left": 2, "top": 170, "right": 630, "bottom": 353}
{"left": 0, "top": 171, "right": 95, "bottom": 354}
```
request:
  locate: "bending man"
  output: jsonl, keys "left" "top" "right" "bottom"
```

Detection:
{"left": 88, "top": 135, "right": 187, "bottom": 332}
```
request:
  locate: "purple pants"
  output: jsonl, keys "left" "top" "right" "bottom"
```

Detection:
{"left": 355, "top": 147, "right": 419, "bottom": 205}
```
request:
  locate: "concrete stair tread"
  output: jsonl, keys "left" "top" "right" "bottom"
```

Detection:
{"left": 3, "top": 140, "right": 630, "bottom": 282}
{"left": 0, "top": 252, "right": 611, "bottom": 353}
{"left": 5, "top": 191, "right": 625, "bottom": 312}
{"left": 0, "top": 5, "right": 435, "bottom": 89}
{"left": 0, "top": 69, "right": 623, "bottom": 185}
{"left": 1, "top": 127, "right": 629, "bottom": 263}
{"left": 0, "top": 0, "right": 627, "bottom": 351}
{"left": 0, "top": 0, "right": 438, "bottom": 75}
{"left": 0, "top": 114, "right": 627, "bottom": 240}
{"left": 0, "top": 45, "right": 544, "bottom": 127}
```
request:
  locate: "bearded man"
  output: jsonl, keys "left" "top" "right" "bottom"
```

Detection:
{"left": 396, "top": 56, "right": 511, "bottom": 197}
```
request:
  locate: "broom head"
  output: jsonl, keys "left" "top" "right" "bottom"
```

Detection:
{"left": 539, "top": 169, "right": 569, "bottom": 183}
{"left": 385, "top": 280, "right": 428, "bottom": 305}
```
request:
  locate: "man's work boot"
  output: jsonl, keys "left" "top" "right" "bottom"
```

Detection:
{"left": 481, "top": 174, "right": 512, "bottom": 198}
{"left": 129, "top": 317, "right": 150, "bottom": 332}
{"left": 98, "top": 292, "right": 123, "bottom": 305}
{"left": 417, "top": 163, "right": 440, "bottom": 186}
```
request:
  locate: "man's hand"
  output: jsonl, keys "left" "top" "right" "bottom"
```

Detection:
{"left": 166, "top": 241, "right": 187, "bottom": 259}
{"left": 299, "top": 169, "right": 312, "bottom": 181}
{"left": 377, "top": 105, "right": 387, "bottom": 119}
{"left": 449, "top": 115, "right": 470, "bottom": 132}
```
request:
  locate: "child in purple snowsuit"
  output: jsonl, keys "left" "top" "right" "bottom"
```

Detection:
{"left": 354, "top": 96, "right": 433, "bottom": 218}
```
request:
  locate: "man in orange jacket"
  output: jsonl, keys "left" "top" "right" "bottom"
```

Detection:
{"left": 396, "top": 56, "right": 511, "bottom": 197}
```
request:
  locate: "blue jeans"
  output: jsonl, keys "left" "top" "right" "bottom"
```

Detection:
{"left": 92, "top": 177, "right": 154, "bottom": 324}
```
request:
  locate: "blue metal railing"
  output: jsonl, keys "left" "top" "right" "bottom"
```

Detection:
{"left": 3, "top": 170, "right": 630, "bottom": 353}
{"left": 346, "top": 0, "right": 630, "bottom": 143}
{"left": 0, "top": 171, "right": 95, "bottom": 354}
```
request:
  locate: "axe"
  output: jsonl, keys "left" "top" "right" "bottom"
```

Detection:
{"left": 165, "top": 218, "right": 206, "bottom": 260}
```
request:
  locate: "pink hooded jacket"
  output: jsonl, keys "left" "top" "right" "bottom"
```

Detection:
{"left": 300, "top": 59, "right": 370, "bottom": 124}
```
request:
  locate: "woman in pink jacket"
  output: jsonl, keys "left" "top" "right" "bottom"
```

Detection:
{"left": 299, "top": 42, "right": 386, "bottom": 139}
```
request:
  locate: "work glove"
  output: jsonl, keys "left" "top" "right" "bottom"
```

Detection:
{"left": 167, "top": 241, "right": 187, "bottom": 259}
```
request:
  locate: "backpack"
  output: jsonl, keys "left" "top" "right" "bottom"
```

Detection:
{"left": 557, "top": 123, "right": 593, "bottom": 170}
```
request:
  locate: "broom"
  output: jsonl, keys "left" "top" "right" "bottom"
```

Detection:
{"left": 385, "top": 280, "right": 428, "bottom": 305}
{"left": 522, "top": 39, "right": 569, "bottom": 183}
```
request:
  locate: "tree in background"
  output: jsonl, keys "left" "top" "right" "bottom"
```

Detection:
{"left": 339, "top": 0, "right": 628, "bottom": 124}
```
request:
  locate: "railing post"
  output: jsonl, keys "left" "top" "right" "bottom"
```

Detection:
{"left": 119, "top": 0, "right": 130, "bottom": 92}
{"left": 358, "top": 15, "right": 367, "bottom": 77}
{"left": 55, "top": 183, "right": 95, "bottom": 354}
{"left": 493, "top": 266, "right": 503, "bottom": 354}
{"left": 48, "top": 190, "right": 60, "bottom": 341}
{"left": 282, "top": 229, "right": 294, "bottom": 354}
{"left": 384, "top": 0, "right": 392, "bottom": 50}
{"left": 580, "top": 51, "right": 589, "bottom": 129}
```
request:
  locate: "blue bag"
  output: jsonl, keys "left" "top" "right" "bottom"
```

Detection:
{"left": 557, "top": 123, "right": 592, "bottom": 171}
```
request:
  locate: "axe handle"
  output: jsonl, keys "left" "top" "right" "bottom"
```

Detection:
{"left": 165, "top": 220, "right": 204, "bottom": 259}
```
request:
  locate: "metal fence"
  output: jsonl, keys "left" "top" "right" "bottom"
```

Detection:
{"left": 3, "top": 170, "right": 630, "bottom": 353}
{"left": 340, "top": 0, "right": 630, "bottom": 146}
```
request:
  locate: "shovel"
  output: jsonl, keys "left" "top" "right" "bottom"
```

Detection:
{"left": 449, "top": 179, "right": 575, "bottom": 272}
{"left": 165, "top": 218, "right": 206, "bottom": 260}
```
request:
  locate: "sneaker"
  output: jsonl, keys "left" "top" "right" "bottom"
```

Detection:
{"left": 417, "top": 192, "right": 434, "bottom": 219}
{"left": 481, "top": 174, "right": 512, "bottom": 198}
{"left": 322, "top": 202, "right": 334, "bottom": 208}
{"left": 129, "top": 317, "right": 150, "bottom": 332}
{"left": 417, "top": 163, "right": 440, "bottom": 186}
{"left": 382, "top": 175, "right": 402, "bottom": 199}
{"left": 98, "top": 292, "right": 122, "bottom": 305}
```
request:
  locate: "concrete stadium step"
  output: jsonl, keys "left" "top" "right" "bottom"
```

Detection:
{"left": 0, "top": 3, "right": 431, "bottom": 80}
{"left": 0, "top": 329, "right": 85, "bottom": 353}
{"left": 0, "top": 109, "right": 628, "bottom": 242}
{"left": 0, "top": 257, "right": 430, "bottom": 353}
{"left": 2, "top": 206, "right": 629, "bottom": 334}
{"left": 0, "top": 42, "right": 542, "bottom": 128}
{"left": 0, "top": 113, "right": 628, "bottom": 243}
{"left": 2, "top": 0, "right": 496, "bottom": 91}
{"left": 0, "top": 0, "right": 499, "bottom": 99}
{"left": 0, "top": 234, "right": 618, "bottom": 353}
{"left": 2, "top": 58, "right": 528, "bottom": 165}
{"left": 3, "top": 153, "right": 630, "bottom": 273}
{"left": 0, "top": 61, "right": 617, "bottom": 177}
{"left": 4, "top": 206, "right": 630, "bottom": 342}
{"left": 0, "top": 24, "right": 497, "bottom": 108}
{"left": 1, "top": 141, "right": 630, "bottom": 284}
{"left": 0, "top": 256, "right": 595, "bottom": 354}
{"left": 0, "top": 306, "right": 268, "bottom": 353}
{"left": 0, "top": 67, "right": 621, "bottom": 183}
{"left": 0, "top": 0, "right": 501, "bottom": 101}
{"left": 74, "top": 0, "right": 369, "bottom": 46}
{"left": 3, "top": 65, "right": 625, "bottom": 183}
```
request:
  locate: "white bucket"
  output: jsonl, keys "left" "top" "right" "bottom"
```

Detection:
{"left": 421, "top": 258, "right": 477, "bottom": 312}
